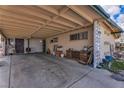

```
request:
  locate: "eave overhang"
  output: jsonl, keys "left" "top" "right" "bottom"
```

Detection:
{"left": 90, "top": 5, "right": 124, "bottom": 38}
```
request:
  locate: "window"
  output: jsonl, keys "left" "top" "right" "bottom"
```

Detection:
{"left": 81, "top": 32, "right": 88, "bottom": 39}
{"left": 70, "top": 33, "right": 80, "bottom": 40}
{"left": 70, "top": 31, "right": 88, "bottom": 41}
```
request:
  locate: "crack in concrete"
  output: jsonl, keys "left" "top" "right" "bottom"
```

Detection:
{"left": 66, "top": 69, "right": 94, "bottom": 88}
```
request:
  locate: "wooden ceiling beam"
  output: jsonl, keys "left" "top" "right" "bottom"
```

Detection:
{"left": 0, "top": 6, "right": 51, "bottom": 22}
{"left": 34, "top": 30, "right": 59, "bottom": 35}
{"left": 22, "top": 6, "right": 52, "bottom": 20}
{"left": 22, "top": 5, "right": 77, "bottom": 36}
{"left": 29, "top": 23, "right": 65, "bottom": 36}
{"left": 45, "top": 26, "right": 64, "bottom": 32}
{"left": 0, "top": 18, "right": 40, "bottom": 28}
{"left": 28, "top": 6, "right": 71, "bottom": 37}
{"left": 42, "top": 27, "right": 63, "bottom": 32}
{"left": 32, "top": 32, "right": 61, "bottom": 38}
{"left": 3, "top": 29, "right": 34, "bottom": 38}
{"left": 0, "top": 25, "right": 35, "bottom": 32}
{"left": 38, "top": 6, "right": 83, "bottom": 26}
{"left": 0, "top": 23, "right": 37, "bottom": 31}
{"left": 0, "top": 8, "right": 45, "bottom": 25}
{"left": 67, "top": 6, "right": 93, "bottom": 23}
{"left": 4, "top": 33, "right": 29, "bottom": 38}
{"left": 2, "top": 28, "right": 34, "bottom": 33}
{"left": 0, "top": 6, "right": 92, "bottom": 39}
{"left": 0, "top": 6, "right": 72, "bottom": 34}
{"left": 0, "top": 22, "right": 37, "bottom": 30}
{"left": 52, "top": 19, "right": 76, "bottom": 28}
{"left": 61, "top": 14, "right": 84, "bottom": 26}
{"left": 58, "top": 7, "right": 85, "bottom": 26}
{"left": 30, "top": 6, "right": 75, "bottom": 29}
{"left": 0, "top": 6, "right": 71, "bottom": 37}
{"left": 38, "top": 6, "right": 58, "bottom": 15}
{"left": 0, "top": 14, "right": 43, "bottom": 27}
{"left": 12, "top": 6, "right": 73, "bottom": 29}
{"left": 47, "top": 23, "right": 71, "bottom": 30}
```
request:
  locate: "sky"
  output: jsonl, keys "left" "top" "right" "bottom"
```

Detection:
{"left": 102, "top": 5, "right": 124, "bottom": 30}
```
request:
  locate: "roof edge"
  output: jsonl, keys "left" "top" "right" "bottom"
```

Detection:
{"left": 90, "top": 5, "right": 123, "bottom": 33}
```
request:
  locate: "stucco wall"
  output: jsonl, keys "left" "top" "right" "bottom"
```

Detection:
{"left": 100, "top": 22, "right": 115, "bottom": 59}
{"left": 46, "top": 22, "right": 116, "bottom": 59}
{"left": 46, "top": 26, "right": 93, "bottom": 54}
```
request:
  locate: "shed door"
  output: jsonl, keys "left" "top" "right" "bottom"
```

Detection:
{"left": 15, "top": 39, "right": 24, "bottom": 53}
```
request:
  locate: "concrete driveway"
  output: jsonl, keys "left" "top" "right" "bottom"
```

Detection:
{"left": 0, "top": 54, "right": 124, "bottom": 88}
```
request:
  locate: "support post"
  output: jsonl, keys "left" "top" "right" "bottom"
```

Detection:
{"left": 0, "top": 31, "right": 7, "bottom": 56}
{"left": 93, "top": 20, "right": 102, "bottom": 68}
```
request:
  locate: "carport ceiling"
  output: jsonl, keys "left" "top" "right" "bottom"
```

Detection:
{"left": 0, "top": 5, "right": 101, "bottom": 39}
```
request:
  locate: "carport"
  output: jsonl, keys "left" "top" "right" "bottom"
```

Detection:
{"left": 0, "top": 5, "right": 123, "bottom": 88}
{"left": 0, "top": 5, "right": 100, "bottom": 63}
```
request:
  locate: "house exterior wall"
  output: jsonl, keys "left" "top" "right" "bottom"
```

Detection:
{"left": 100, "top": 22, "right": 115, "bottom": 59}
{"left": 46, "top": 21, "right": 116, "bottom": 68}
{"left": 46, "top": 26, "right": 93, "bottom": 54}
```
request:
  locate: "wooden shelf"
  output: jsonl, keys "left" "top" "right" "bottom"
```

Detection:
{"left": 66, "top": 49, "right": 89, "bottom": 64}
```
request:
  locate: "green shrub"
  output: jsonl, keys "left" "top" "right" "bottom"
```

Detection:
{"left": 101, "top": 60, "right": 124, "bottom": 73}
